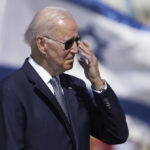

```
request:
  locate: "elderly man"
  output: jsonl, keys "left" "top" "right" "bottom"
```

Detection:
{"left": 0, "top": 7, "right": 128, "bottom": 150}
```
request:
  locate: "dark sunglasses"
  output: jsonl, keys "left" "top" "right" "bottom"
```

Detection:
{"left": 43, "top": 35, "right": 81, "bottom": 50}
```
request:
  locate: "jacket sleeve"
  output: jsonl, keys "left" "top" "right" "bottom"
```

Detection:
{"left": 89, "top": 83, "right": 129, "bottom": 145}
{"left": 0, "top": 82, "right": 25, "bottom": 150}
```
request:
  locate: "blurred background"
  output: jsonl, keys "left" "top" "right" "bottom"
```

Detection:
{"left": 101, "top": 0, "right": 150, "bottom": 27}
{"left": 0, "top": 0, "right": 150, "bottom": 150}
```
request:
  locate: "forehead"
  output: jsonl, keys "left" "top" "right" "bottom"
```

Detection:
{"left": 51, "top": 18, "right": 78, "bottom": 38}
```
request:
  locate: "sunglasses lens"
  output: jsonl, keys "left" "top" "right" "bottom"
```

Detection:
{"left": 65, "top": 36, "right": 81, "bottom": 50}
{"left": 65, "top": 39, "right": 74, "bottom": 50}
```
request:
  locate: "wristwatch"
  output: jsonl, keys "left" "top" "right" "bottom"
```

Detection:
{"left": 92, "top": 79, "right": 107, "bottom": 93}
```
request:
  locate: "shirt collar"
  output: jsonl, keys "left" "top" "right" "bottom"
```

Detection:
{"left": 28, "top": 56, "right": 56, "bottom": 84}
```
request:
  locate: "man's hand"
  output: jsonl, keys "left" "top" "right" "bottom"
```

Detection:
{"left": 78, "top": 41, "right": 104, "bottom": 90}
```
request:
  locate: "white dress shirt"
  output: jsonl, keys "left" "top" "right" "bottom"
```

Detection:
{"left": 28, "top": 57, "right": 62, "bottom": 94}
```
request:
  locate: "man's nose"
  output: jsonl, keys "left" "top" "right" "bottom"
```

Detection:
{"left": 70, "top": 41, "right": 79, "bottom": 54}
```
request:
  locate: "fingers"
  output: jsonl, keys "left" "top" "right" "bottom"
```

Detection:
{"left": 78, "top": 40, "right": 98, "bottom": 66}
{"left": 78, "top": 41, "right": 92, "bottom": 55}
{"left": 82, "top": 41, "right": 90, "bottom": 49}
{"left": 77, "top": 40, "right": 101, "bottom": 83}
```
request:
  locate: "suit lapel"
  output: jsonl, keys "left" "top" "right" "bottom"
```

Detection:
{"left": 60, "top": 74, "right": 80, "bottom": 149}
{"left": 22, "top": 60, "right": 76, "bottom": 149}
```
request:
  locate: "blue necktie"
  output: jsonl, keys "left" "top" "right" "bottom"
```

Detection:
{"left": 50, "top": 77, "right": 70, "bottom": 121}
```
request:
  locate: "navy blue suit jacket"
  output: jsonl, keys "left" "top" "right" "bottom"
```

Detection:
{"left": 0, "top": 60, "right": 128, "bottom": 150}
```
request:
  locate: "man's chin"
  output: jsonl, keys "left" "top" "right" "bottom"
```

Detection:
{"left": 64, "top": 63, "right": 74, "bottom": 71}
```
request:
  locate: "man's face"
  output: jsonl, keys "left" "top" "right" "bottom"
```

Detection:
{"left": 44, "top": 18, "right": 79, "bottom": 75}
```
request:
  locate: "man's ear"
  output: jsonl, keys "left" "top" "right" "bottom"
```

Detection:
{"left": 36, "top": 35, "right": 47, "bottom": 54}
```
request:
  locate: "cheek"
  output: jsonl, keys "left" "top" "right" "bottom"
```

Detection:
{"left": 47, "top": 45, "right": 64, "bottom": 60}
{"left": 46, "top": 43, "right": 70, "bottom": 66}
{"left": 51, "top": 51, "right": 67, "bottom": 66}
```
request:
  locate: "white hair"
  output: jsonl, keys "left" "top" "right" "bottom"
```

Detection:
{"left": 24, "top": 7, "right": 73, "bottom": 47}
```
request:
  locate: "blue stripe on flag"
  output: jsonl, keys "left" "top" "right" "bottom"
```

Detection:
{"left": 66, "top": 0, "right": 150, "bottom": 30}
